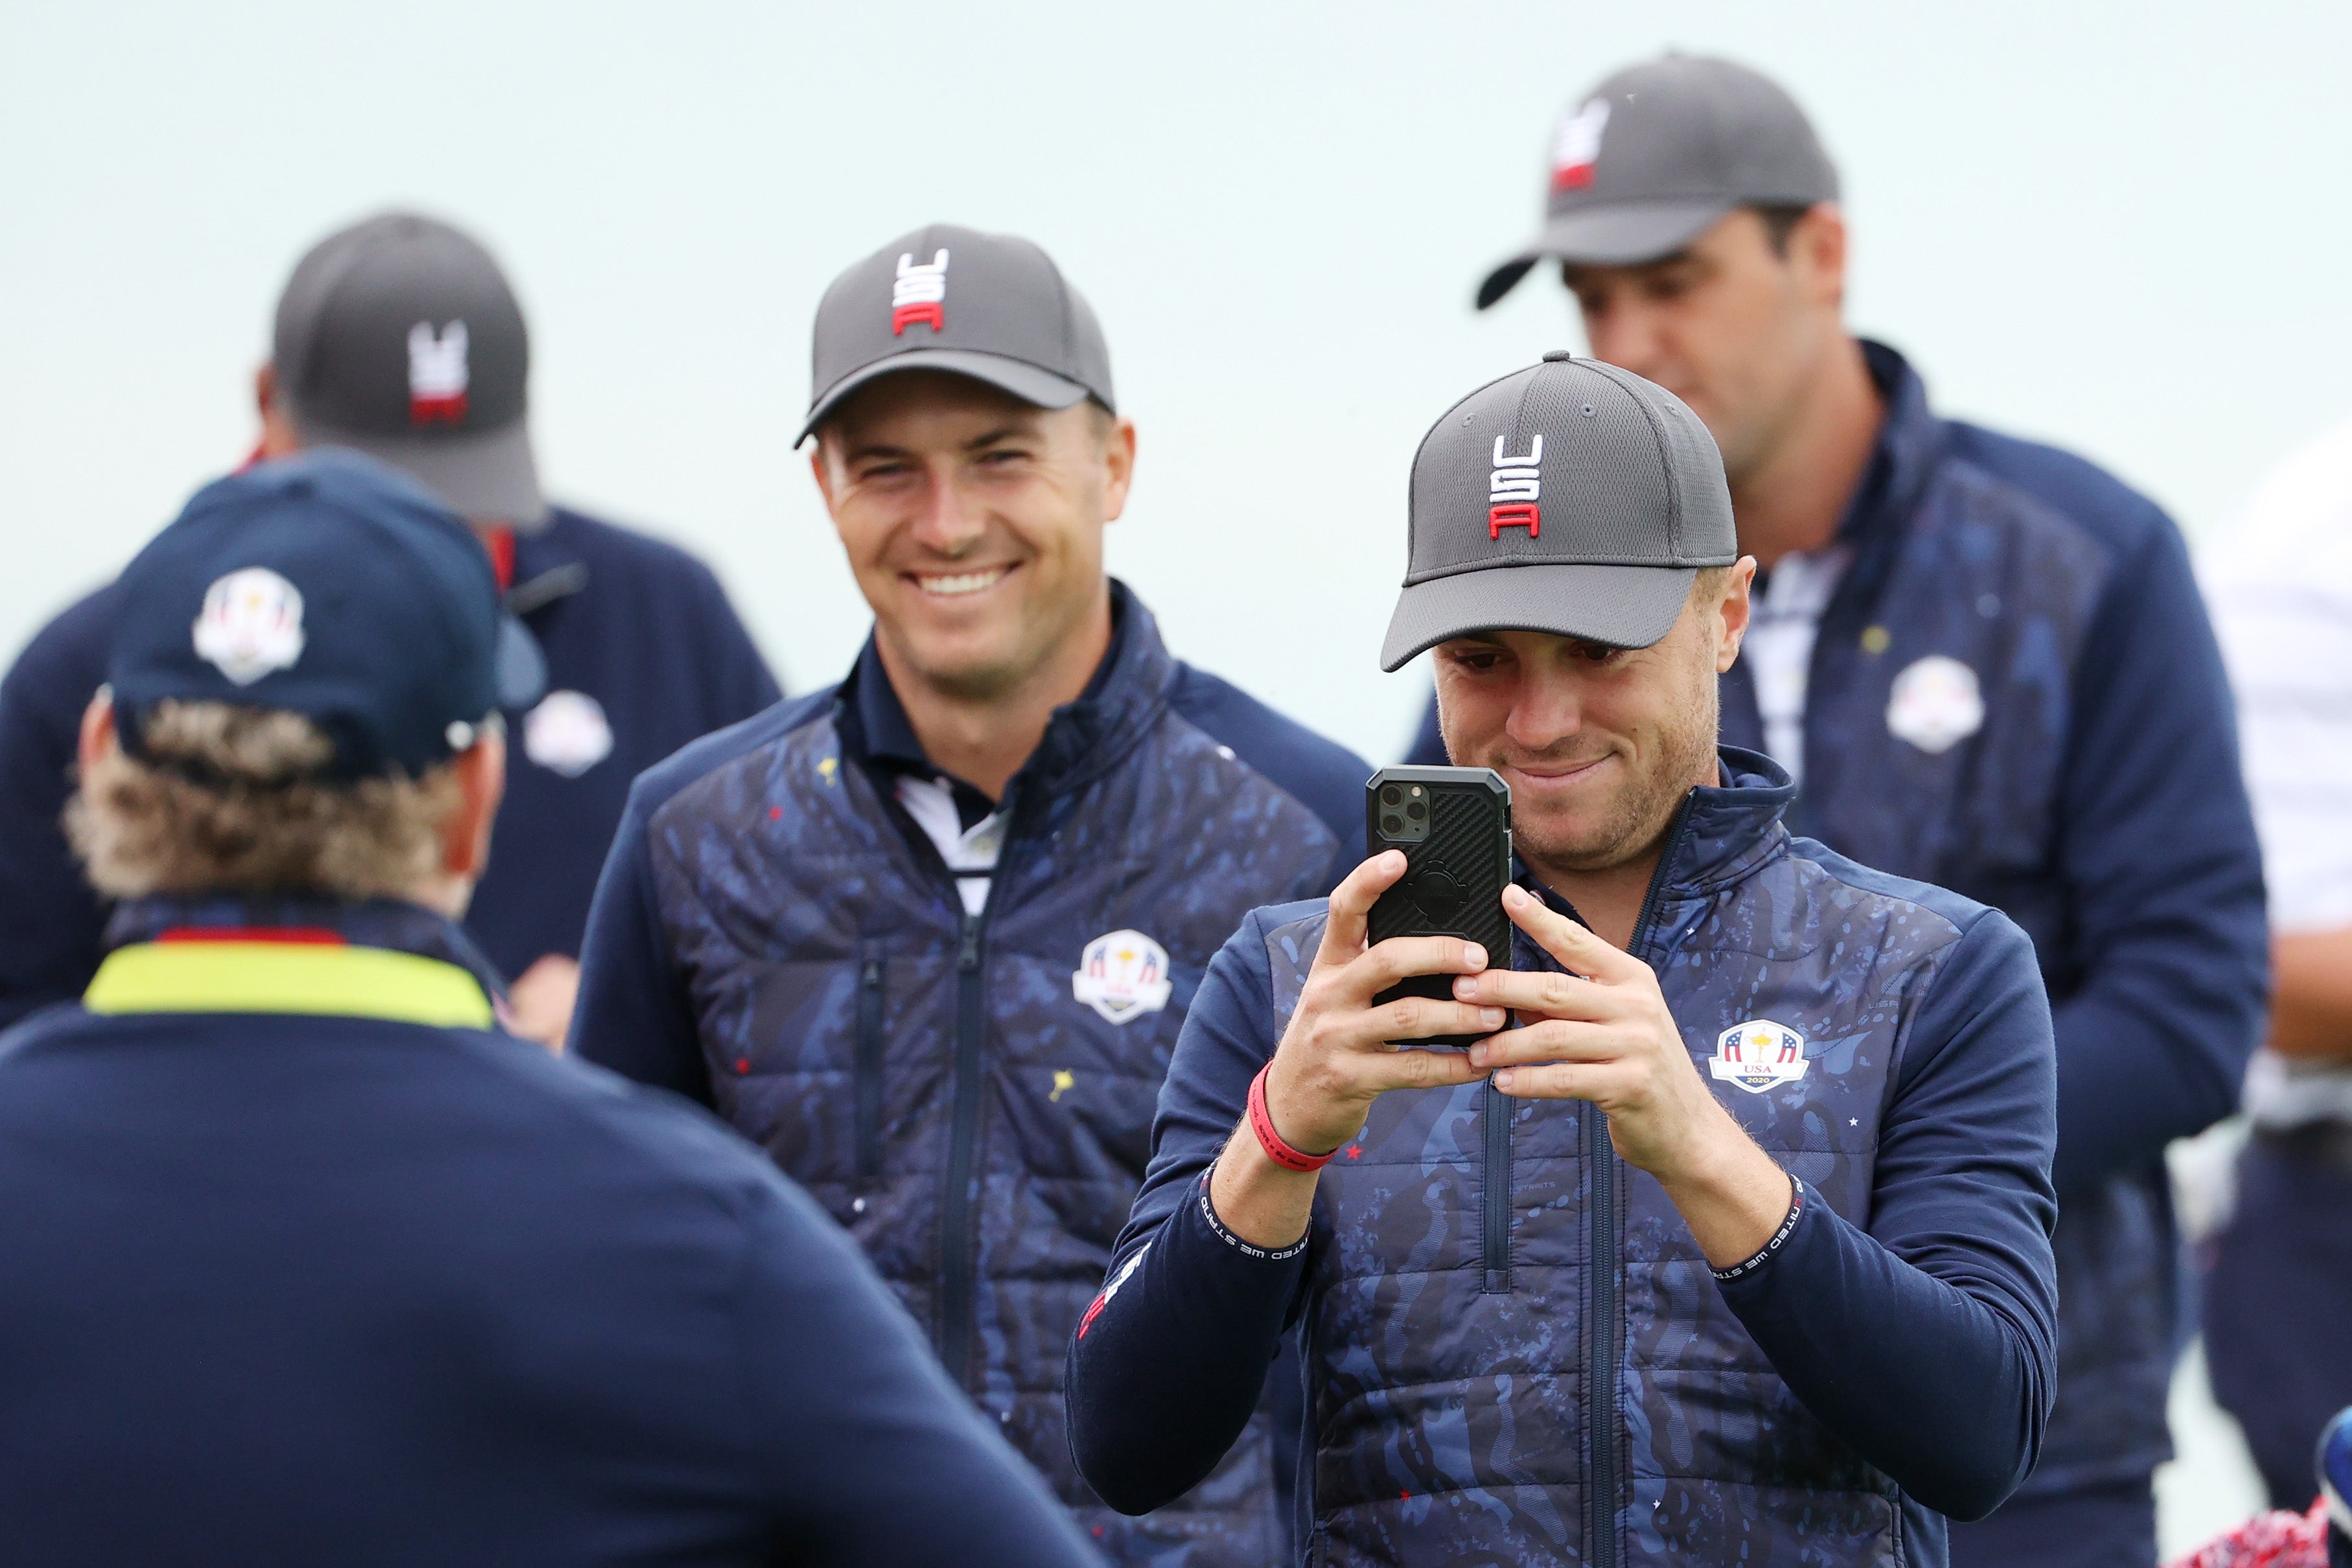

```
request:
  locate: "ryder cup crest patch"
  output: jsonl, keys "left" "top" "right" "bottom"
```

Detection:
{"left": 1072, "top": 929, "right": 1173, "bottom": 1025}
{"left": 191, "top": 567, "right": 306, "bottom": 685}
{"left": 1710, "top": 1019, "right": 1809, "bottom": 1094}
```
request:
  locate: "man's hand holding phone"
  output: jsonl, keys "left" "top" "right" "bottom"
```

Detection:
{"left": 1210, "top": 851, "right": 1500, "bottom": 1249}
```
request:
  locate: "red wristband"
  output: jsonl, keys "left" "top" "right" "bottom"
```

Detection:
{"left": 1247, "top": 1062, "right": 1339, "bottom": 1172}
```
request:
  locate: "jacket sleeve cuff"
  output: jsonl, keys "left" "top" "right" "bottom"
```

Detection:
{"left": 1193, "top": 1171, "right": 1312, "bottom": 1263}
{"left": 1710, "top": 1173, "right": 1806, "bottom": 1283}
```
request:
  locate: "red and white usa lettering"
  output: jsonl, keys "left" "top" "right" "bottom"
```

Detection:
{"left": 406, "top": 321, "right": 469, "bottom": 426}
{"left": 1550, "top": 98, "right": 1611, "bottom": 192}
{"left": 1489, "top": 433, "right": 1543, "bottom": 538}
{"left": 891, "top": 249, "right": 949, "bottom": 336}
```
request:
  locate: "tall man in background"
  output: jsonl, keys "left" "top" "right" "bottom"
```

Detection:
{"left": 572, "top": 225, "right": 1368, "bottom": 1564}
{"left": 1431, "top": 54, "right": 2268, "bottom": 1567}
{"left": 2198, "top": 413, "right": 2352, "bottom": 1510}
{"left": 0, "top": 213, "right": 778, "bottom": 1045}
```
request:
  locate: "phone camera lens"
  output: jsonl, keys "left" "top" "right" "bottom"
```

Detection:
{"left": 1380, "top": 785, "right": 1403, "bottom": 807}
{"left": 1381, "top": 814, "right": 1403, "bottom": 836}
{"left": 1406, "top": 800, "right": 1426, "bottom": 820}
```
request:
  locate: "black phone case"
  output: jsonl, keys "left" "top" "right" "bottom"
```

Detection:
{"left": 1365, "top": 766, "right": 1512, "bottom": 1048}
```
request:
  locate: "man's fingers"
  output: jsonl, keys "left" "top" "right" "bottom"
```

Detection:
{"left": 1357, "top": 1043, "right": 1489, "bottom": 1096}
{"left": 1491, "top": 1060, "right": 1629, "bottom": 1101}
{"left": 1343, "top": 996, "right": 1505, "bottom": 1050}
{"left": 1502, "top": 884, "right": 1644, "bottom": 983}
{"left": 1346, "top": 934, "right": 1489, "bottom": 999}
{"left": 1317, "top": 851, "right": 1409, "bottom": 971}
{"left": 1467, "top": 1019, "right": 1619, "bottom": 1069}
{"left": 1450, "top": 965, "right": 1624, "bottom": 1019}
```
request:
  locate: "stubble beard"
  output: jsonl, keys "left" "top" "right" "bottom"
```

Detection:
{"left": 1512, "top": 672, "right": 1720, "bottom": 881}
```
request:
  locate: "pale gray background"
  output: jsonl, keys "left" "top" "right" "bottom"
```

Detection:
{"left": 2, "top": 1, "right": 2338, "bottom": 1544}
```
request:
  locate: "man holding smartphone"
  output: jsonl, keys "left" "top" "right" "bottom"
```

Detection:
{"left": 1068, "top": 352, "right": 2060, "bottom": 1567}
{"left": 570, "top": 225, "right": 1367, "bottom": 1564}
{"left": 1412, "top": 58, "right": 2267, "bottom": 1566}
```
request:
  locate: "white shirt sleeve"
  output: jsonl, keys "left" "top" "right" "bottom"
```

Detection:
{"left": 2201, "top": 413, "right": 2352, "bottom": 936}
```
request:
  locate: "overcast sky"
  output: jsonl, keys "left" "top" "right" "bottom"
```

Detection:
{"left": 5, "top": 0, "right": 2347, "bottom": 761}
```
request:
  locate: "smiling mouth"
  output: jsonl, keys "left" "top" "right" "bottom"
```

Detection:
{"left": 1506, "top": 755, "right": 1612, "bottom": 784}
{"left": 910, "top": 565, "right": 1013, "bottom": 597}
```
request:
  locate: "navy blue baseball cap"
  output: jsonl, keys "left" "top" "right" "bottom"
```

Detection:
{"left": 110, "top": 449, "right": 544, "bottom": 780}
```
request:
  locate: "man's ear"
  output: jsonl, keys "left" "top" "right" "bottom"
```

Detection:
{"left": 1100, "top": 416, "right": 1137, "bottom": 524}
{"left": 1793, "top": 204, "right": 1849, "bottom": 312}
{"left": 254, "top": 363, "right": 304, "bottom": 459}
{"left": 443, "top": 727, "right": 507, "bottom": 881}
{"left": 77, "top": 689, "right": 117, "bottom": 778}
{"left": 1714, "top": 558, "right": 1758, "bottom": 674}
{"left": 808, "top": 436, "right": 839, "bottom": 514}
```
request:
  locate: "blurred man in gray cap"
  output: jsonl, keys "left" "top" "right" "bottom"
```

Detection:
{"left": 571, "top": 224, "right": 1370, "bottom": 1564}
{"left": 0, "top": 211, "right": 780, "bottom": 1047}
{"left": 1402, "top": 52, "right": 2268, "bottom": 1568}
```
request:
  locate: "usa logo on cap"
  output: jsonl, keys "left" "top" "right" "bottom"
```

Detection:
{"left": 1489, "top": 435, "right": 1543, "bottom": 539}
{"left": 408, "top": 320, "right": 469, "bottom": 426}
{"left": 891, "top": 249, "right": 949, "bottom": 336}
{"left": 1551, "top": 98, "right": 1611, "bottom": 192}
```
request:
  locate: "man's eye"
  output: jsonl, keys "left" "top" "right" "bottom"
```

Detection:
{"left": 976, "top": 449, "right": 1028, "bottom": 467}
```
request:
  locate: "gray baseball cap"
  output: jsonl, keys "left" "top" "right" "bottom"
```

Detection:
{"left": 1476, "top": 54, "right": 1839, "bottom": 309}
{"left": 1381, "top": 351, "right": 1736, "bottom": 671}
{"left": 273, "top": 213, "right": 546, "bottom": 527}
{"left": 800, "top": 224, "right": 1114, "bottom": 443}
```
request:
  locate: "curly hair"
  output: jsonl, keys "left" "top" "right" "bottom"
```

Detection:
{"left": 67, "top": 700, "right": 465, "bottom": 901}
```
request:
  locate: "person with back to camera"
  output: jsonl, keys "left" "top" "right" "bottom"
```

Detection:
{"left": 570, "top": 224, "right": 1371, "bottom": 1563}
{"left": 0, "top": 447, "right": 1103, "bottom": 1567}
{"left": 0, "top": 212, "right": 780, "bottom": 1048}
{"left": 1068, "top": 351, "right": 2060, "bottom": 1567}
{"left": 1406, "top": 52, "right": 2269, "bottom": 1566}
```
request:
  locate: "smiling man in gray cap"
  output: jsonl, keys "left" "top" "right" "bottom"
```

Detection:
{"left": 1071, "top": 351, "right": 2061, "bottom": 1567}
{"left": 1399, "top": 56, "right": 2269, "bottom": 1568}
{"left": 572, "top": 224, "right": 1370, "bottom": 1565}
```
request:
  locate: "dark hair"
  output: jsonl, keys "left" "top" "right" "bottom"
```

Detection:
{"left": 1750, "top": 203, "right": 1815, "bottom": 257}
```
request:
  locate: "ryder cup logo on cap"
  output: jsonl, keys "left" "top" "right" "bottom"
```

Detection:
{"left": 1550, "top": 98, "right": 1611, "bottom": 192}
{"left": 1711, "top": 1019, "right": 1809, "bottom": 1094}
{"left": 191, "top": 568, "right": 306, "bottom": 686}
{"left": 522, "top": 689, "right": 614, "bottom": 777}
{"left": 891, "top": 249, "right": 949, "bottom": 336}
{"left": 407, "top": 321, "right": 469, "bottom": 426}
{"left": 1072, "top": 930, "right": 1173, "bottom": 1025}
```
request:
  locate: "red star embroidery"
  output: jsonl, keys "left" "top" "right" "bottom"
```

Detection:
{"left": 1344, "top": 1144, "right": 1363, "bottom": 1160}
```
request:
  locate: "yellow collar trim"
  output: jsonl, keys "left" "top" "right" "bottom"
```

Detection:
{"left": 84, "top": 941, "right": 495, "bottom": 1030}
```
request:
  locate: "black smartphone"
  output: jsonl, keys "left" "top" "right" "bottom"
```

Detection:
{"left": 1364, "top": 765, "right": 1512, "bottom": 1048}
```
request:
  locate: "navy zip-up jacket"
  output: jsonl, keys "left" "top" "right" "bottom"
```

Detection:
{"left": 0, "top": 894, "right": 1103, "bottom": 1568}
{"left": 571, "top": 583, "right": 1368, "bottom": 1566}
{"left": 1403, "top": 341, "right": 2267, "bottom": 1492}
{"left": 1068, "top": 750, "right": 2060, "bottom": 1568}
{"left": 0, "top": 503, "right": 779, "bottom": 1014}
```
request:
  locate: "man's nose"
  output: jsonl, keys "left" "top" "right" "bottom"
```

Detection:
{"left": 1505, "top": 678, "right": 1584, "bottom": 750}
{"left": 1583, "top": 298, "right": 1667, "bottom": 380}
{"left": 907, "top": 468, "right": 986, "bottom": 558}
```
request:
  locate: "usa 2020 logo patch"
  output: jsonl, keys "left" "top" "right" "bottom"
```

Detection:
{"left": 1072, "top": 930, "right": 1173, "bottom": 1025}
{"left": 1709, "top": 1019, "right": 1809, "bottom": 1094}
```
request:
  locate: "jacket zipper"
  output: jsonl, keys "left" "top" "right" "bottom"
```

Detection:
{"left": 1481, "top": 1082, "right": 1512, "bottom": 1293}
{"left": 936, "top": 907, "right": 989, "bottom": 1389}
{"left": 1584, "top": 793, "right": 1698, "bottom": 1568}
{"left": 854, "top": 940, "right": 885, "bottom": 1188}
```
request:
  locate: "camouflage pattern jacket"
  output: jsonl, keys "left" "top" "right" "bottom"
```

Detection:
{"left": 1070, "top": 752, "right": 2061, "bottom": 1567}
{"left": 1401, "top": 340, "right": 2267, "bottom": 1496}
{"left": 571, "top": 588, "right": 1366, "bottom": 1565}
